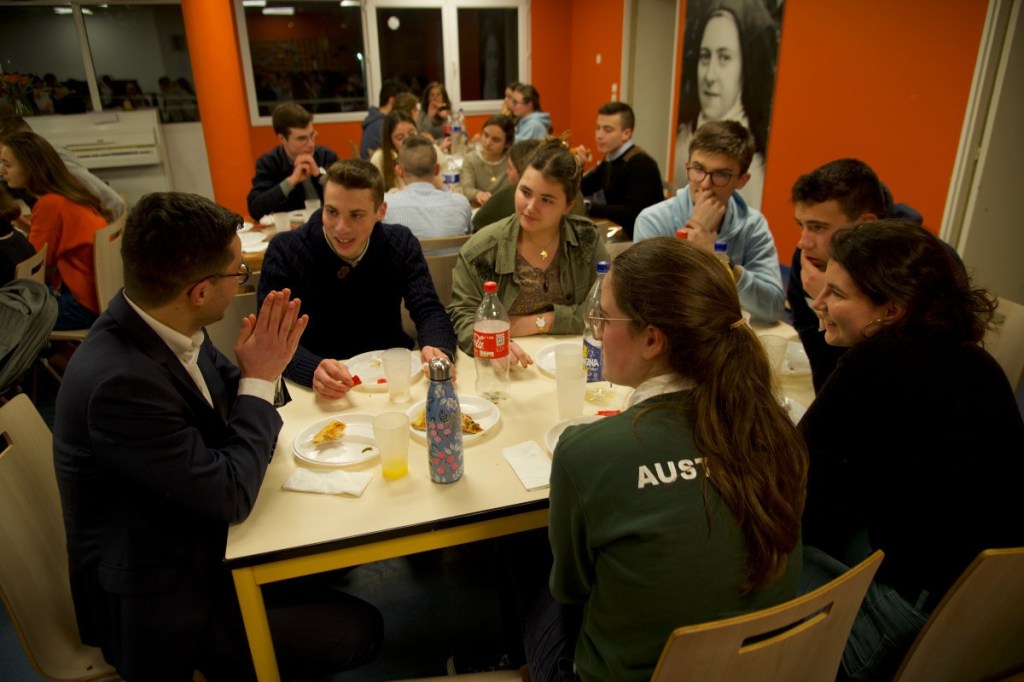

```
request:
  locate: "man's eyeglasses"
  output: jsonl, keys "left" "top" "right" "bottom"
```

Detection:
{"left": 510, "top": 98, "right": 526, "bottom": 106}
{"left": 686, "top": 163, "right": 736, "bottom": 187}
{"left": 190, "top": 262, "right": 252, "bottom": 294}
{"left": 587, "top": 312, "right": 634, "bottom": 340}
{"left": 292, "top": 130, "right": 319, "bottom": 144}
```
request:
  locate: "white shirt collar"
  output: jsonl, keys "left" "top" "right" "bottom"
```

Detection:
{"left": 124, "top": 292, "right": 204, "bottom": 362}
{"left": 323, "top": 223, "right": 372, "bottom": 266}
{"left": 606, "top": 140, "right": 635, "bottom": 163}
{"left": 625, "top": 372, "right": 695, "bottom": 409}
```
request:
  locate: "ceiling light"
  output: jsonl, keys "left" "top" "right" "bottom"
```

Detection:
{"left": 263, "top": 7, "right": 295, "bottom": 15}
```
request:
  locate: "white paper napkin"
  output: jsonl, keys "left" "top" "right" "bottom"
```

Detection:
{"left": 282, "top": 468, "right": 373, "bottom": 496}
{"left": 502, "top": 440, "right": 552, "bottom": 491}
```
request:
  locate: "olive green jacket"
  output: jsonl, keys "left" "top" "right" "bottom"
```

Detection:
{"left": 448, "top": 213, "right": 609, "bottom": 355}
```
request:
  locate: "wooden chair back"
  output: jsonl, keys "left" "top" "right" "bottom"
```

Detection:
{"left": 985, "top": 296, "right": 1024, "bottom": 391}
{"left": 0, "top": 394, "right": 117, "bottom": 680}
{"left": 14, "top": 243, "right": 47, "bottom": 283}
{"left": 93, "top": 216, "right": 126, "bottom": 314}
{"left": 892, "top": 547, "right": 1024, "bottom": 682}
{"left": 650, "top": 550, "right": 884, "bottom": 682}
{"left": 419, "top": 234, "right": 471, "bottom": 307}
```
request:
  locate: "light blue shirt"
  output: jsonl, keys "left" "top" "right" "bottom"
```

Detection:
{"left": 383, "top": 182, "right": 472, "bottom": 240}
{"left": 634, "top": 189, "right": 784, "bottom": 323}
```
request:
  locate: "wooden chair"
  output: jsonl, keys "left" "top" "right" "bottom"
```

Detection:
{"left": 650, "top": 550, "right": 884, "bottom": 681}
{"left": 892, "top": 547, "right": 1024, "bottom": 682}
{"left": 419, "top": 234, "right": 471, "bottom": 306}
{"left": 985, "top": 296, "right": 1024, "bottom": 391}
{"left": 0, "top": 394, "right": 118, "bottom": 680}
{"left": 14, "top": 242, "right": 47, "bottom": 282}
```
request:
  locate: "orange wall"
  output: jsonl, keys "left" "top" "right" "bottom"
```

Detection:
{"left": 761, "top": 0, "right": 987, "bottom": 259}
{"left": 186, "top": 0, "right": 987, "bottom": 242}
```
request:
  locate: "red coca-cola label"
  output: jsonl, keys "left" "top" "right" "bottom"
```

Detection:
{"left": 473, "top": 329, "right": 509, "bottom": 359}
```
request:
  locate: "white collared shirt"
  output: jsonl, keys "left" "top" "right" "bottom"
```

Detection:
{"left": 624, "top": 372, "right": 695, "bottom": 410}
{"left": 605, "top": 140, "right": 636, "bottom": 163}
{"left": 124, "top": 293, "right": 275, "bottom": 405}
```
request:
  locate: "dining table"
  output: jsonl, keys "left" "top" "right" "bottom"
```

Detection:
{"left": 225, "top": 324, "right": 815, "bottom": 680}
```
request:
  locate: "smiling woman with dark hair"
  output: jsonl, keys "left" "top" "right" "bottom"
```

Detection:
{"left": 799, "top": 220, "right": 1024, "bottom": 681}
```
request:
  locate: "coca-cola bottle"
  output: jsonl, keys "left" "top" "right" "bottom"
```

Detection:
{"left": 473, "top": 281, "right": 511, "bottom": 402}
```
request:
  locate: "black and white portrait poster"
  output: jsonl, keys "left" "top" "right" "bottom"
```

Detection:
{"left": 675, "top": 0, "right": 785, "bottom": 209}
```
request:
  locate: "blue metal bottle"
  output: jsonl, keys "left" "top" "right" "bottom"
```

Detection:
{"left": 426, "top": 357, "right": 464, "bottom": 483}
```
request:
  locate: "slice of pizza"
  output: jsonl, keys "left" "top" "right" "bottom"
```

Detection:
{"left": 311, "top": 419, "right": 347, "bottom": 445}
{"left": 461, "top": 413, "right": 483, "bottom": 435}
{"left": 411, "top": 409, "right": 427, "bottom": 432}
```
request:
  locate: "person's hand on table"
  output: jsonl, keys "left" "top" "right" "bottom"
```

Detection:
{"left": 313, "top": 359, "right": 356, "bottom": 399}
{"left": 508, "top": 341, "right": 534, "bottom": 369}
{"left": 475, "top": 190, "right": 493, "bottom": 206}
{"left": 236, "top": 288, "right": 308, "bottom": 381}
{"left": 420, "top": 346, "right": 457, "bottom": 380}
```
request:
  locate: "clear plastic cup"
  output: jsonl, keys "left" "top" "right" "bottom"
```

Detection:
{"left": 373, "top": 412, "right": 410, "bottom": 480}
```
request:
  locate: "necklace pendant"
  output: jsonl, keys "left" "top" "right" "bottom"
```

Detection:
{"left": 540, "top": 249, "right": 548, "bottom": 260}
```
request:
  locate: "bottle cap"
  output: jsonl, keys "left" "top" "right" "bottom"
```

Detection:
{"left": 483, "top": 281, "right": 498, "bottom": 293}
{"left": 714, "top": 241, "right": 728, "bottom": 253}
{"left": 675, "top": 229, "right": 688, "bottom": 240}
{"left": 428, "top": 356, "right": 453, "bottom": 381}
{"left": 596, "top": 261, "right": 610, "bottom": 274}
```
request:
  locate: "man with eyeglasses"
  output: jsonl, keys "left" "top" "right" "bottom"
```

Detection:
{"left": 634, "top": 120, "right": 784, "bottom": 323}
{"left": 52, "top": 192, "right": 384, "bottom": 679}
{"left": 247, "top": 101, "right": 339, "bottom": 220}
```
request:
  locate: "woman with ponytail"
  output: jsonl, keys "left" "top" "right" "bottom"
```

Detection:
{"left": 536, "top": 237, "right": 807, "bottom": 682}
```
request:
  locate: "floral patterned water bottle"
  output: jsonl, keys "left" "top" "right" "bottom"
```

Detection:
{"left": 426, "top": 357, "right": 464, "bottom": 483}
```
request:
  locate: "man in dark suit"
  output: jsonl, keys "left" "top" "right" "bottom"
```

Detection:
{"left": 575, "top": 101, "right": 664, "bottom": 240}
{"left": 53, "top": 192, "right": 382, "bottom": 680}
{"left": 247, "top": 102, "right": 340, "bottom": 220}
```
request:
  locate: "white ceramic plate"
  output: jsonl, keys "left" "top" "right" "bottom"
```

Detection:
{"left": 293, "top": 413, "right": 379, "bottom": 466}
{"left": 406, "top": 394, "right": 500, "bottom": 443}
{"left": 783, "top": 397, "right": 807, "bottom": 425}
{"left": 242, "top": 241, "right": 269, "bottom": 254}
{"left": 535, "top": 341, "right": 582, "bottom": 378}
{"left": 239, "top": 231, "right": 267, "bottom": 249}
{"left": 346, "top": 349, "right": 422, "bottom": 392}
{"left": 544, "top": 415, "right": 603, "bottom": 454}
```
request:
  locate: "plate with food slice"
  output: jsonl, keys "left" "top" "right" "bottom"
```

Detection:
{"left": 346, "top": 349, "right": 422, "bottom": 392}
{"left": 292, "top": 413, "right": 379, "bottom": 466}
{"left": 406, "top": 394, "right": 500, "bottom": 443}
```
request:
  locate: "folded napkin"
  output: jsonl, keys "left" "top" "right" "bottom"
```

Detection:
{"left": 502, "top": 441, "right": 552, "bottom": 492}
{"left": 282, "top": 467, "right": 373, "bottom": 496}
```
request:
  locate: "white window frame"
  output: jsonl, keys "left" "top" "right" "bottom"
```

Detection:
{"left": 235, "top": 0, "right": 529, "bottom": 127}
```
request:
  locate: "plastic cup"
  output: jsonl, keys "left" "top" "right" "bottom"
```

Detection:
{"left": 786, "top": 341, "right": 810, "bottom": 374}
{"left": 304, "top": 198, "right": 321, "bottom": 222}
{"left": 382, "top": 348, "right": 412, "bottom": 403}
{"left": 272, "top": 212, "right": 290, "bottom": 231}
{"left": 555, "top": 345, "right": 585, "bottom": 419}
{"left": 759, "top": 334, "right": 788, "bottom": 375}
{"left": 374, "top": 412, "right": 410, "bottom": 480}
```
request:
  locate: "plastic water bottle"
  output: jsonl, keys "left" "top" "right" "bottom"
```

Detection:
{"left": 473, "top": 281, "right": 511, "bottom": 402}
{"left": 442, "top": 155, "right": 461, "bottom": 194}
{"left": 426, "top": 357, "right": 464, "bottom": 483}
{"left": 583, "top": 261, "right": 612, "bottom": 402}
{"left": 714, "top": 241, "right": 735, "bottom": 282}
{"left": 451, "top": 107, "right": 466, "bottom": 162}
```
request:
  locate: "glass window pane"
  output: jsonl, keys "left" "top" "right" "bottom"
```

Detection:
{"left": 244, "top": 2, "right": 367, "bottom": 117}
{"left": 457, "top": 8, "right": 518, "bottom": 101}
{"left": 83, "top": 4, "right": 200, "bottom": 122}
{"left": 376, "top": 8, "right": 443, "bottom": 96}
{"left": 0, "top": 4, "right": 93, "bottom": 117}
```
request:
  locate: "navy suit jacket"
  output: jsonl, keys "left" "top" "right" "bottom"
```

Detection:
{"left": 52, "top": 291, "right": 283, "bottom": 677}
